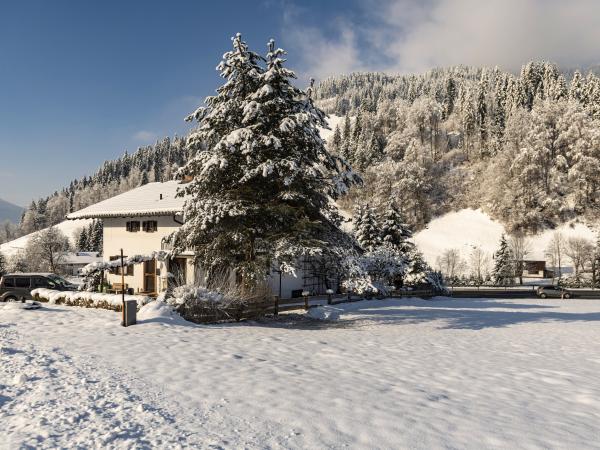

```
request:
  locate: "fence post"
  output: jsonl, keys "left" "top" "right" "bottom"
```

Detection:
{"left": 274, "top": 295, "right": 279, "bottom": 317}
{"left": 326, "top": 289, "right": 333, "bottom": 305}
{"left": 302, "top": 290, "right": 309, "bottom": 310}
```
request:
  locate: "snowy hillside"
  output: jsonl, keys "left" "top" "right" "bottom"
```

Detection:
{"left": 0, "top": 219, "right": 92, "bottom": 257}
{"left": 413, "top": 209, "right": 597, "bottom": 266}
{"left": 318, "top": 114, "right": 344, "bottom": 143}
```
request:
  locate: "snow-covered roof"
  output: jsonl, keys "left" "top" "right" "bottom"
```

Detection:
{"left": 66, "top": 181, "right": 186, "bottom": 220}
{"left": 60, "top": 252, "right": 103, "bottom": 265}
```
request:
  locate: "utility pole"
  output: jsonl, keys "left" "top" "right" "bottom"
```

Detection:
{"left": 121, "top": 248, "right": 125, "bottom": 326}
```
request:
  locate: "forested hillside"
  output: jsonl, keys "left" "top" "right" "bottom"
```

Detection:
{"left": 315, "top": 62, "right": 600, "bottom": 233}
{"left": 8, "top": 61, "right": 600, "bottom": 247}
{"left": 14, "top": 137, "right": 190, "bottom": 238}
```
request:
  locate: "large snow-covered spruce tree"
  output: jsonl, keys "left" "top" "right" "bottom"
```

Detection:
{"left": 171, "top": 34, "right": 361, "bottom": 285}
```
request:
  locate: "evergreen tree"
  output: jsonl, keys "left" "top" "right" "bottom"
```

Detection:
{"left": 140, "top": 171, "right": 149, "bottom": 186}
{"left": 171, "top": 34, "right": 360, "bottom": 284}
{"left": 569, "top": 71, "right": 584, "bottom": 103}
{"left": 330, "top": 125, "right": 342, "bottom": 155}
{"left": 380, "top": 203, "right": 414, "bottom": 254}
{"left": 493, "top": 235, "right": 514, "bottom": 286}
{"left": 90, "top": 220, "right": 103, "bottom": 253}
{"left": 0, "top": 251, "right": 7, "bottom": 276}
{"left": 354, "top": 205, "right": 380, "bottom": 252}
{"left": 342, "top": 113, "right": 352, "bottom": 140}
{"left": 592, "top": 234, "right": 600, "bottom": 288}
{"left": 77, "top": 227, "right": 89, "bottom": 252}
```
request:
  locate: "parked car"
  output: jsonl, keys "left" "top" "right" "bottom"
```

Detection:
{"left": 0, "top": 273, "right": 77, "bottom": 302}
{"left": 536, "top": 286, "right": 573, "bottom": 299}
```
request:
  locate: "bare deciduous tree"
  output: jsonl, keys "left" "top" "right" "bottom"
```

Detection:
{"left": 469, "top": 246, "right": 490, "bottom": 284}
{"left": 509, "top": 232, "right": 532, "bottom": 285}
{"left": 436, "top": 248, "right": 465, "bottom": 282}
{"left": 564, "top": 237, "right": 593, "bottom": 278}
{"left": 545, "top": 232, "right": 565, "bottom": 279}
{"left": 25, "top": 227, "right": 71, "bottom": 273}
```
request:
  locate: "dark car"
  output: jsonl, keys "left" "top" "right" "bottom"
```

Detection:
{"left": 0, "top": 273, "right": 77, "bottom": 302}
{"left": 536, "top": 285, "right": 573, "bottom": 299}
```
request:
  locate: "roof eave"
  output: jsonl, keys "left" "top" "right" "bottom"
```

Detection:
{"left": 66, "top": 210, "right": 184, "bottom": 220}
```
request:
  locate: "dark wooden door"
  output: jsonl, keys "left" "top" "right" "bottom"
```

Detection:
{"left": 144, "top": 259, "right": 156, "bottom": 293}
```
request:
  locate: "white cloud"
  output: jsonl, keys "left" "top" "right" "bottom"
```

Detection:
{"left": 377, "top": 0, "right": 600, "bottom": 73}
{"left": 282, "top": 6, "right": 372, "bottom": 81}
{"left": 132, "top": 130, "right": 158, "bottom": 143}
{"left": 285, "top": 0, "right": 600, "bottom": 79}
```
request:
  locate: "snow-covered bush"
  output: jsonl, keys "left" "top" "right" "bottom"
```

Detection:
{"left": 342, "top": 243, "right": 446, "bottom": 296}
{"left": 168, "top": 284, "right": 230, "bottom": 307}
{"left": 342, "top": 275, "right": 378, "bottom": 296}
{"left": 559, "top": 276, "right": 595, "bottom": 288}
{"left": 31, "top": 288, "right": 151, "bottom": 311}
{"left": 341, "top": 245, "right": 408, "bottom": 295}
{"left": 164, "top": 276, "right": 273, "bottom": 323}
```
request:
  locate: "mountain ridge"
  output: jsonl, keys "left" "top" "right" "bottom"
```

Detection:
{"left": 0, "top": 197, "right": 23, "bottom": 223}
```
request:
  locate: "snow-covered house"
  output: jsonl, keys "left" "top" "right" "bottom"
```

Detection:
{"left": 66, "top": 181, "right": 317, "bottom": 297}
{"left": 57, "top": 252, "right": 103, "bottom": 276}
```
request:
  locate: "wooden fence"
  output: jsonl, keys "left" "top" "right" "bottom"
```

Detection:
{"left": 179, "top": 289, "right": 435, "bottom": 324}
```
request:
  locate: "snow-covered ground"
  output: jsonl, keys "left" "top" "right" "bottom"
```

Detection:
{"left": 0, "top": 219, "right": 91, "bottom": 257}
{"left": 319, "top": 114, "right": 345, "bottom": 143}
{"left": 2, "top": 297, "right": 600, "bottom": 449}
{"left": 414, "top": 208, "right": 597, "bottom": 266}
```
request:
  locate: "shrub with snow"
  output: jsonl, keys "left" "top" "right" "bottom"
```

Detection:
{"left": 31, "top": 288, "right": 151, "bottom": 311}
{"left": 168, "top": 284, "right": 229, "bottom": 307}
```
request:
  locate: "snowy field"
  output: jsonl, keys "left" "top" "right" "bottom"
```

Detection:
{"left": 2, "top": 297, "right": 600, "bottom": 449}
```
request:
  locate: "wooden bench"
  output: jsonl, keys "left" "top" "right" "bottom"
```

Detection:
{"left": 108, "top": 283, "right": 128, "bottom": 294}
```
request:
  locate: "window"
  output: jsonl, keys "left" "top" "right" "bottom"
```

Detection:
{"left": 143, "top": 220, "right": 158, "bottom": 232}
{"left": 3, "top": 277, "right": 15, "bottom": 288}
{"left": 15, "top": 277, "right": 31, "bottom": 288}
{"left": 33, "top": 277, "right": 50, "bottom": 288}
{"left": 126, "top": 221, "right": 140, "bottom": 232}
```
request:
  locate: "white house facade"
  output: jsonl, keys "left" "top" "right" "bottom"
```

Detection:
{"left": 66, "top": 181, "right": 323, "bottom": 298}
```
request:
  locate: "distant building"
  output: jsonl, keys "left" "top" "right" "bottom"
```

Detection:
{"left": 521, "top": 260, "right": 554, "bottom": 279}
{"left": 57, "top": 252, "right": 103, "bottom": 276}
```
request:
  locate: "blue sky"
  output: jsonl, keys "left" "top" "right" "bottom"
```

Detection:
{"left": 1, "top": 0, "right": 599, "bottom": 206}
{"left": 0, "top": 0, "right": 347, "bottom": 205}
